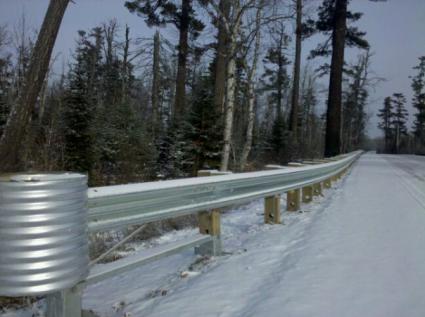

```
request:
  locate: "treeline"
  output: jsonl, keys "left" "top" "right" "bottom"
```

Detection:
{"left": 0, "top": 0, "right": 380, "bottom": 185}
{"left": 377, "top": 56, "right": 425, "bottom": 155}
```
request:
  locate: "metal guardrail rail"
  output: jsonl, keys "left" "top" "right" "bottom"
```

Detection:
{"left": 0, "top": 151, "right": 362, "bottom": 317}
{"left": 88, "top": 151, "right": 361, "bottom": 232}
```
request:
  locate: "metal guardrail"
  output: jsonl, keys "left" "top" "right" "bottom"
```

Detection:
{"left": 83, "top": 234, "right": 212, "bottom": 286}
{"left": 0, "top": 151, "right": 362, "bottom": 317}
{"left": 88, "top": 151, "right": 361, "bottom": 232}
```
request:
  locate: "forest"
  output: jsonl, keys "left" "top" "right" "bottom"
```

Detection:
{"left": 0, "top": 0, "right": 424, "bottom": 187}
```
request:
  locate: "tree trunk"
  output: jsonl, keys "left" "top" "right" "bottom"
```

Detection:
{"left": 0, "top": 0, "right": 69, "bottom": 171}
{"left": 214, "top": 0, "right": 231, "bottom": 115}
{"left": 239, "top": 5, "right": 262, "bottom": 171}
{"left": 289, "top": 0, "right": 302, "bottom": 143}
{"left": 324, "top": 0, "right": 347, "bottom": 157}
{"left": 121, "top": 25, "right": 130, "bottom": 105}
{"left": 277, "top": 54, "right": 284, "bottom": 119}
{"left": 173, "top": 0, "right": 191, "bottom": 123}
{"left": 220, "top": 0, "right": 242, "bottom": 172}
{"left": 220, "top": 47, "right": 236, "bottom": 172}
{"left": 152, "top": 30, "right": 160, "bottom": 136}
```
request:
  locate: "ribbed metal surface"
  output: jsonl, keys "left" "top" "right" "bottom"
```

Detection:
{"left": 0, "top": 173, "right": 89, "bottom": 296}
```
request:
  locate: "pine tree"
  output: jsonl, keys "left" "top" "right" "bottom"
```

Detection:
{"left": 299, "top": 68, "right": 321, "bottom": 158}
{"left": 270, "top": 113, "right": 288, "bottom": 163}
{"left": 391, "top": 93, "right": 408, "bottom": 154}
{"left": 342, "top": 51, "right": 371, "bottom": 152}
{"left": 377, "top": 96, "right": 394, "bottom": 153}
{"left": 183, "top": 74, "right": 222, "bottom": 175}
{"left": 288, "top": 0, "right": 303, "bottom": 151}
{"left": 260, "top": 23, "right": 291, "bottom": 162}
{"left": 0, "top": 37, "right": 12, "bottom": 137}
{"left": 377, "top": 93, "right": 408, "bottom": 154}
{"left": 261, "top": 22, "right": 291, "bottom": 120}
{"left": 125, "top": 0, "right": 204, "bottom": 124}
{"left": 212, "top": 0, "right": 230, "bottom": 115}
{"left": 411, "top": 56, "right": 425, "bottom": 153}
{"left": 62, "top": 31, "right": 95, "bottom": 175}
{"left": 309, "top": 0, "right": 382, "bottom": 156}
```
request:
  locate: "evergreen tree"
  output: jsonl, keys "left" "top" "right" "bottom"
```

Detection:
{"left": 378, "top": 93, "right": 408, "bottom": 154}
{"left": 0, "top": 48, "right": 12, "bottom": 137}
{"left": 342, "top": 52, "right": 371, "bottom": 152}
{"left": 182, "top": 74, "right": 221, "bottom": 175}
{"left": 269, "top": 113, "right": 288, "bottom": 163}
{"left": 309, "top": 0, "right": 369, "bottom": 60}
{"left": 377, "top": 96, "right": 393, "bottom": 153}
{"left": 391, "top": 93, "right": 408, "bottom": 154}
{"left": 62, "top": 31, "right": 95, "bottom": 175}
{"left": 299, "top": 69, "right": 322, "bottom": 158}
{"left": 309, "top": 0, "right": 382, "bottom": 156}
{"left": 288, "top": 0, "right": 303, "bottom": 149}
{"left": 260, "top": 23, "right": 291, "bottom": 162}
{"left": 261, "top": 23, "right": 291, "bottom": 119}
{"left": 411, "top": 56, "right": 425, "bottom": 152}
{"left": 125, "top": 0, "right": 204, "bottom": 124}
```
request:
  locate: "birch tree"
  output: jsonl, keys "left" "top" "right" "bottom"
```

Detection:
{"left": 202, "top": 0, "right": 257, "bottom": 171}
{"left": 239, "top": 3, "right": 263, "bottom": 170}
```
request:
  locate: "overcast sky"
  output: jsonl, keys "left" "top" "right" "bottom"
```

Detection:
{"left": 1, "top": 0, "right": 424, "bottom": 138}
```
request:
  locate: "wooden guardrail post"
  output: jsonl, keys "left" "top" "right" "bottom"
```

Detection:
{"left": 287, "top": 189, "right": 301, "bottom": 211}
{"left": 302, "top": 186, "right": 313, "bottom": 203}
{"left": 196, "top": 170, "right": 229, "bottom": 256}
{"left": 264, "top": 165, "right": 285, "bottom": 224}
{"left": 313, "top": 182, "right": 322, "bottom": 196}
{"left": 197, "top": 209, "right": 222, "bottom": 256}
{"left": 323, "top": 178, "right": 332, "bottom": 189}
{"left": 264, "top": 195, "right": 281, "bottom": 224}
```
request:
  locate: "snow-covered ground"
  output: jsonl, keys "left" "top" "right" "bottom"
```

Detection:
{"left": 2, "top": 153, "right": 425, "bottom": 317}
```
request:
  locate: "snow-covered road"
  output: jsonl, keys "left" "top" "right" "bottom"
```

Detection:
{"left": 5, "top": 153, "right": 425, "bottom": 317}
{"left": 84, "top": 153, "right": 425, "bottom": 317}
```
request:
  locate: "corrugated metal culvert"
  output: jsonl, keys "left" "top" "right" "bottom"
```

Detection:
{"left": 0, "top": 173, "right": 89, "bottom": 296}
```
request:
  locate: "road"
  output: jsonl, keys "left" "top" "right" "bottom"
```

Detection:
{"left": 80, "top": 153, "right": 425, "bottom": 317}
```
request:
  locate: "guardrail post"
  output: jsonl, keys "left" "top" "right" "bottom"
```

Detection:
{"left": 323, "top": 178, "right": 332, "bottom": 189}
{"left": 196, "top": 210, "right": 222, "bottom": 256}
{"left": 196, "top": 170, "right": 228, "bottom": 256}
{"left": 302, "top": 186, "right": 313, "bottom": 203}
{"left": 286, "top": 189, "right": 301, "bottom": 211}
{"left": 313, "top": 182, "right": 322, "bottom": 196}
{"left": 264, "top": 195, "right": 281, "bottom": 224}
{"left": 46, "top": 286, "right": 83, "bottom": 317}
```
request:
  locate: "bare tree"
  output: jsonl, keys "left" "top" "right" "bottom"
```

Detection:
{"left": 0, "top": 0, "right": 70, "bottom": 171}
